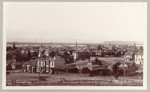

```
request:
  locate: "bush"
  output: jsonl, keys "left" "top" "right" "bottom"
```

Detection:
{"left": 81, "top": 67, "right": 90, "bottom": 74}
{"left": 118, "top": 68, "right": 125, "bottom": 76}
{"left": 102, "top": 69, "right": 111, "bottom": 76}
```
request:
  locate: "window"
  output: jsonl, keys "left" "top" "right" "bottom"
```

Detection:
{"left": 53, "top": 62, "right": 55, "bottom": 67}
{"left": 141, "top": 58, "right": 143, "bottom": 61}
{"left": 41, "top": 62, "right": 44, "bottom": 67}
{"left": 43, "top": 61, "right": 45, "bottom": 66}
{"left": 50, "top": 61, "right": 54, "bottom": 67}
{"left": 51, "top": 62, "right": 53, "bottom": 66}
{"left": 37, "top": 61, "right": 39, "bottom": 66}
{"left": 46, "top": 61, "right": 49, "bottom": 67}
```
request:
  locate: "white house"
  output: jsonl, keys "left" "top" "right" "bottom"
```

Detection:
{"left": 72, "top": 52, "right": 77, "bottom": 60}
{"left": 124, "top": 52, "right": 134, "bottom": 62}
{"left": 134, "top": 53, "right": 143, "bottom": 64}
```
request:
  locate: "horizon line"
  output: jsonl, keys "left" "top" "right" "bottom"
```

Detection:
{"left": 6, "top": 40, "right": 143, "bottom": 44}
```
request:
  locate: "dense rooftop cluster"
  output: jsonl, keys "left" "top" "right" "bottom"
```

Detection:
{"left": 7, "top": 42, "right": 143, "bottom": 64}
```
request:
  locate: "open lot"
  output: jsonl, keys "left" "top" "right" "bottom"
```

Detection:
{"left": 6, "top": 71, "right": 143, "bottom": 86}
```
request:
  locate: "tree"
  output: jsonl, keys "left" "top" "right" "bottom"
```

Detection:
{"left": 63, "top": 51, "right": 71, "bottom": 64}
{"left": 115, "top": 50, "right": 121, "bottom": 57}
{"left": 81, "top": 67, "right": 90, "bottom": 74}
{"left": 49, "top": 51, "right": 56, "bottom": 57}
{"left": 97, "top": 45, "right": 102, "bottom": 50}
{"left": 139, "top": 46, "right": 143, "bottom": 52}
{"left": 78, "top": 52, "right": 90, "bottom": 60}
{"left": 7, "top": 46, "right": 12, "bottom": 52}
{"left": 15, "top": 50, "right": 23, "bottom": 61}
{"left": 32, "top": 51, "right": 38, "bottom": 58}
{"left": 12, "top": 43, "right": 16, "bottom": 50}
{"left": 95, "top": 58, "right": 102, "bottom": 66}
{"left": 91, "top": 52, "right": 96, "bottom": 56}
{"left": 27, "top": 51, "right": 31, "bottom": 60}
{"left": 112, "top": 45, "right": 116, "bottom": 50}
{"left": 131, "top": 53, "right": 134, "bottom": 60}
{"left": 112, "top": 62, "right": 121, "bottom": 79}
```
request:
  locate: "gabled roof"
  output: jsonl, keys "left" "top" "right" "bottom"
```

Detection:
{"left": 7, "top": 59, "right": 14, "bottom": 65}
{"left": 25, "top": 59, "right": 38, "bottom": 66}
{"left": 87, "top": 59, "right": 110, "bottom": 67}
{"left": 135, "top": 52, "right": 143, "bottom": 55}
{"left": 87, "top": 60, "right": 95, "bottom": 63}
{"left": 121, "top": 61, "right": 134, "bottom": 67}
{"left": 11, "top": 61, "right": 23, "bottom": 65}
{"left": 124, "top": 51, "right": 134, "bottom": 56}
{"left": 51, "top": 56, "right": 65, "bottom": 62}
{"left": 67, "top": 60, "right": 88, "bottom": 66}
{"left": 37, "top": 57, "right": 53, "bottom": 61}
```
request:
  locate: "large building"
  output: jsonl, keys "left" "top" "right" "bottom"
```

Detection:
{"left": 134, "top": 53, "right": 143, "bottom": 64}
{"left": 124, "top": 52, "right": 134, "bottom": 62}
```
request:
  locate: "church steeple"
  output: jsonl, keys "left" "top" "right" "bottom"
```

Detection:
{"left": 76, "top": 42, "right": 77, "bottom": 50}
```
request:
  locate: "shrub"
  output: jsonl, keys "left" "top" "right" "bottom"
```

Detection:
{"left": 102, "top": 69, "right": 111, "bottom": 76}
{"left": 81, "top": 67, "right": 90, "bottom": 74}
{"left": 118, "top": 68, "right": 125, "bottom": 76}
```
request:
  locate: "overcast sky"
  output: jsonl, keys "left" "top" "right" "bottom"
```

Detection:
{"left": 3, "top": 2, "right": 147, "bottom": 43}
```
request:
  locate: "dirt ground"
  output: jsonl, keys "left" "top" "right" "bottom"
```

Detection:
{"left": 6, "top": 71, "right": 143, "bottom": 86}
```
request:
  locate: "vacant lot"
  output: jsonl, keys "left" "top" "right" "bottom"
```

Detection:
{"left": 6, "top": 71, "right": 143, "bottom": 86}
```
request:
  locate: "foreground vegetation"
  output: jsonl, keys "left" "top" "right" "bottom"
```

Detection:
{"left": 6, "top": 71, "right": 143, "bottom": 86}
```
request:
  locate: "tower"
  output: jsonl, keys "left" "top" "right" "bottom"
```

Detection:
{"left": 76, "top": 42, "right": 77, "bottom": 50}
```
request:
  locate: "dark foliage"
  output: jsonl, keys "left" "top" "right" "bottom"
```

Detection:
{"left": 81, "top": 67, "right": 90, "bottom": 74}
{"left": 78, "top": 52, "right": 90, "bottom": 60}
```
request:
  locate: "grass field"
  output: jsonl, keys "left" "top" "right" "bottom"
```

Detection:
{"left": 6, "top": 70, "right": 143, "bottom": 86}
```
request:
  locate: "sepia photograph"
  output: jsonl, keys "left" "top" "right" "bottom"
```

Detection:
{"left": 3, "top": 2, "right": 147, "bottom": 90}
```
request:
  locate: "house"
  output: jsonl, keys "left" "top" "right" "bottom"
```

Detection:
{"left": 134, "top": 53, "right": 143, "bottom": 64}
{"left": 36, "top": 58, "right": 46, "bottom": 73}
{"left": 108, "top": 43, "right": 113, "bottom": 50}
{"left": 86, "top": 59, "right": 110, "bottom": 68}
{"left": 119, "top": 61, "right": 138, "bottom": 75}
{"left": 23, "top": 58, "right": 50, "bottom": 73}
{"left": 7, "top": 58, "right": 23, "bottom": 70}
{"left": 23, "top": 60, "right": 37, "bottom": 73}
{"left": 72, "top": 52, "right": 77, "bottom": 60}
{"left": 44, "top": 49, "right": 49, "bottom": 57}
{"left": 124, "top": 52, "right": 134, "bottom": 62}
{"left": 23, "top": 56, "right": 67, "bottom": 74}
{"left": 87, "top": 60, "right": 97, "bottom": 65}
{"left": 51, "top": 56, "right": 67, "bottom": 69}
{"left": 38, "top": 45, "right": 45, "bottom": 58}
{"left": 7, "top": 60, "right": 22, "bottom": 70}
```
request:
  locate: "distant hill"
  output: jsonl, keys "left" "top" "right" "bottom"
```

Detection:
{"left": 7, "top": 41, "right": 143, "bottom": 47}
{"left": 7, "top": 42, "right": 100, "bottom": 46}
{"left": 7, "top": 42, "right": 82, "bottom": 47}
{"left": 103, "top": 41, "right": 143, "bottom": 45}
